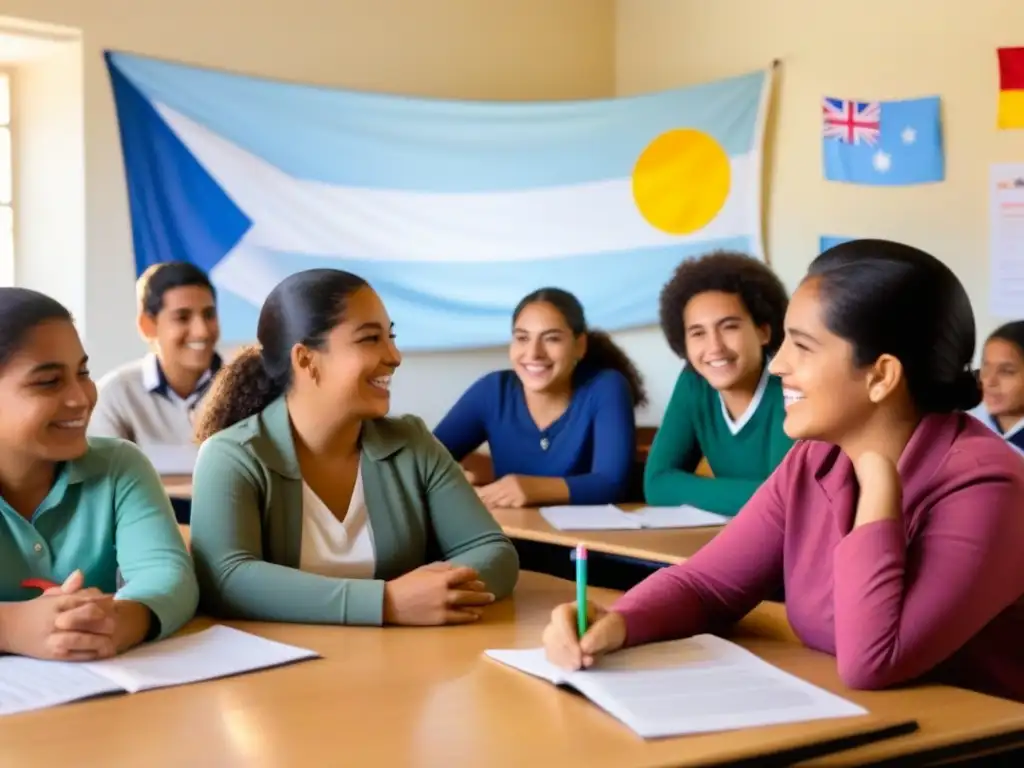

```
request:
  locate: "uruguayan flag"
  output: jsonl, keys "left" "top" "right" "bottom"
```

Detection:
{"left": 106, "top": 52, "right": 772, "bottom": 350}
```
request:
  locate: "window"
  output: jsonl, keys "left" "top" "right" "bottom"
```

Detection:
{"left": 0, "top": 72, "right": 10, "bottom": 285}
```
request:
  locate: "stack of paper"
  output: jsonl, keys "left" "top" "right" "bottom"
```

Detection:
{"left": 0, "top": 625, "right": 319, "bottom": 717}
{"left": 485, "top": 634, "right": 866, "bottom": 739}
{"left": 539, "top": 504, "right": 729, "bottom": 531}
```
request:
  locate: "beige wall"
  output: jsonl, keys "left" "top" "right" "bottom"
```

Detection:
{"left": 617, "top": 0, "right": 1024, "bottom": 374}
{"left": 1, "top": 0, "right": 614, "bottom": 425}
{"left": 14, "top": 36, "right": 85, "bottom": 327}
{"left": 13, "top": 0, "right": 1018, "bottom": 427}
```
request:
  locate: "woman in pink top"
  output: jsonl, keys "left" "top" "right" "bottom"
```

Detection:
{"left": 543, "top": 239, "right": 1024, "bottom": 702}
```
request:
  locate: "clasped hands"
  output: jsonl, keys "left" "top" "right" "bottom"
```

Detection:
{"left": 383, "top": 562, "right": 497, "bottom": 626}
{"left": 0, "top": 571, "right": 132, "bottom": 661}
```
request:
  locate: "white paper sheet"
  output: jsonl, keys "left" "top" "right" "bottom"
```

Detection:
{"left": 83, "top": 625, "right": 320, "bottom": 693}
{"left": 539, "top": 505, "right": 642, "bottom": 530}
{"left": 632, "top": 506, "right": 730, "bottom": 528}
{"left": 0, "top": 657, "right": 119, "bottom": 716}
{"left": 0, "top": 626, "right": 319, "bottom": 717}
{"left": 990, "top": 164, "right": 1024, "bottom": 318}
{"left": 486, "top": 635, "right": 866, "bottom": 739}
{"left": 539, "top": 505, "right": 727, "bottom": 531}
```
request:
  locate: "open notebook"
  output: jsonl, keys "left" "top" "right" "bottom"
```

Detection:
{"left": 485, "top": 634, "right": 865, "bottom": 739}
{"left": 540, "top": 504, "right": 729, "bottom": 531}
{"left": 0, "top": 625, "right": 318, "bottom": 717}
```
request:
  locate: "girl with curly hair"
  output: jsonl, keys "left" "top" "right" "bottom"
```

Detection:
{"left": 645, "top": 250, "right": 792, "bottom": 516}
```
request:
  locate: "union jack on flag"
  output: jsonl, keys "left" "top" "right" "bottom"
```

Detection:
{"left": 822, "top": 98, "right": 881, "bottom": 145}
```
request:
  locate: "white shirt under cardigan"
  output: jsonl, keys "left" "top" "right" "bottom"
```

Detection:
{"left": 298, "top": 462, "right": 377, "bottom": 578}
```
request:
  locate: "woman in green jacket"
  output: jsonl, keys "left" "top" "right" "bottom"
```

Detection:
{"left": 190, "top": 269, "right": 519, "bottom": 626}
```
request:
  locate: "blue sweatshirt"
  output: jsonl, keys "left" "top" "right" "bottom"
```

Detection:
{"left": 433, "top": 368, "right": 636, "bottom": 504}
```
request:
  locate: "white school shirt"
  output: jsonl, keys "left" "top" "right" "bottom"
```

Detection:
{"left": 298, "top": 463, "right": 377, "bottom": 579}
{"left": 88, "top": 353, "right": 221, "bottom": 473}
{"left": 968, "top": 404, "right": 1024, "bottom": 458}
{"left": 718, "top": 361, "right": 771, "bottom": 435}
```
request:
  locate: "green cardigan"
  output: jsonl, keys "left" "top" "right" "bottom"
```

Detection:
{"left": 190, "top": 397, "right": 520, "bottom": 625}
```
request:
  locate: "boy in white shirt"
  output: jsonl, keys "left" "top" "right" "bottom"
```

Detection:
{"left": 89, "top": 262, "right": 221, "bottom": 503}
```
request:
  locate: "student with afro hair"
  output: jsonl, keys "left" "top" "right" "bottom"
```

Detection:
{"left": 645, "top": 251, "right": 793, "bottom": 516}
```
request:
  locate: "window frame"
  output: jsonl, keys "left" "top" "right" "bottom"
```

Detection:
{"left": 0, "top": 67, "right": 12, "bottom": 286}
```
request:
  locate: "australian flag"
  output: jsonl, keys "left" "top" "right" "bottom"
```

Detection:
{"left": 822, "top": 96, "right": 944, "bottom": 185}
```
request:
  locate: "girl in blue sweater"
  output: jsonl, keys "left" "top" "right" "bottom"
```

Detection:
{"left": 434, "top": 288, "right": 646, "bottom": 508}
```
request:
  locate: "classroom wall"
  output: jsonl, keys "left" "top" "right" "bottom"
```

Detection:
{"left": 13, "top": 35, "right": 86, "bottom": 328}
{"left": 17, "top": 0, "right": 1018, "bottom": 429}
{"left": 616, "top": 0, "right": 1024, "bottom": 372}
{"left": 1, "top": 0, "right": 615, "bottom": 426}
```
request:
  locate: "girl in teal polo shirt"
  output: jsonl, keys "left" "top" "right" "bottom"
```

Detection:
{"left": 0, "top": 288, "right": 197, "bottom": 660}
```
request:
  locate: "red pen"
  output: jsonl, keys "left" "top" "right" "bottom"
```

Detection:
{"left": 21, "top": 577, "right": 59, "bottom": 592}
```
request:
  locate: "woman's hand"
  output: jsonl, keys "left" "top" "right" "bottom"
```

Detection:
{"left": 853, "top": 451, "right": 900, "bottom": 489}
{"left": 41, "top": 569, "right": 90, "bottom": 596}
{"left": 542, "top": 601, "right": 628, "bottom": 671}
{"left": 110, "top": 601, "right": 154, "bottom": 653}
{"left": 383, "top": 563, "right": 495, "bottom": 626}
{"left": 0, "top": 592, "right": 117, "bottom": 661}
{"left": 852, "top": 451, "right": 903, "bottom": 529}
{"left": 476, "top": 475, "right": 530, "bottom": 508}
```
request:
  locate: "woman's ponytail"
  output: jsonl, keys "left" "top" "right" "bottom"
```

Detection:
{"left": 581, "top": 330, "right": 648, "bottom": 407}
{"left": 194, "top": 346, "right": 284, "bottom": 442}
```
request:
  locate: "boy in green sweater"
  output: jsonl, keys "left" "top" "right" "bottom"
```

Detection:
{"left": 645, "top": 251, "right": 794, "bottom": 516}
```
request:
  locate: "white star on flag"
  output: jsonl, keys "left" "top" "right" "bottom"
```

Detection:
{"left": 873, "top": 150, "right": 892, "bottom": 172}
{"left": 901, "top": 126, "right": 917, "bottom": 144}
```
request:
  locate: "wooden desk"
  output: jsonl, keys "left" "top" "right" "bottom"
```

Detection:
{"left": 161, "top": 476, "right": 718, "bottom": 567}
{"left": 729, "top": 603, "right": 1024, "bottom": 765}
{"left": 492, "top": 506, "right": 721, "bottom": 565}
{"left": 0, "top": 573, "right": 918, "bottom": 768}
{"left": 161, "top": 475, "right": 192, "bottom": 499}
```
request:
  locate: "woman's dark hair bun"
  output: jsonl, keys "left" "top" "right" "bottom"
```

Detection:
{"left": 937, "top": 368, "right": 982, "bottom": 413}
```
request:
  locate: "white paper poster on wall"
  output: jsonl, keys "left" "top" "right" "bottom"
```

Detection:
{"left": 990, "top": 164, "right": 1024, "bottom": 318}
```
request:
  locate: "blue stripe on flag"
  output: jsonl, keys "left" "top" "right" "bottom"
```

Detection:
{"left": 107, "top": 52, "right": 766, "bottom": 192}
{"left": 213, "top": 237, "right": 753, "bottom": 349}
{"left": 106, "top": 53, "right": 251, "bottom": 275}
{"left": 819, "top": 235, "right": 855, "bottom": 253}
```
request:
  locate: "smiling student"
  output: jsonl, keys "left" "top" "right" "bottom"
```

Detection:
{"left": 433, "top": 288, "right": 646, "bottom": 508}
{"left": 542, "top": 239, "right": 1024, "bottom": 703}
{"left": 972, "top": 321, "right": 1024, "bottom": 456}
{"left": 0, "top": 288, "right": 197, "bottom": 661}
{"left": 89, "top": 262, "right": 221, "bottom": 474}
{"left": 644, "top": 251, "right": 793, "bottom": 515}
{"left": 189, "top": 269, "right": 518, "bottom": 626}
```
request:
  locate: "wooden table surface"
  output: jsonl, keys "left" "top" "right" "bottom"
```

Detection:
{"left": 491, "top": 506, "right": 722, "bottom": 565}
{"left": 6, "top": 572, "right": 1024, "bottom": 767}
{"left": 730, "top": 603, "right": 1024, "bottom": 765}
{"left": 163, "top": 475, "right": 719, "bottom": 566}
{"left": 162, "top": 474, "right": 193, "bottom": 499}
